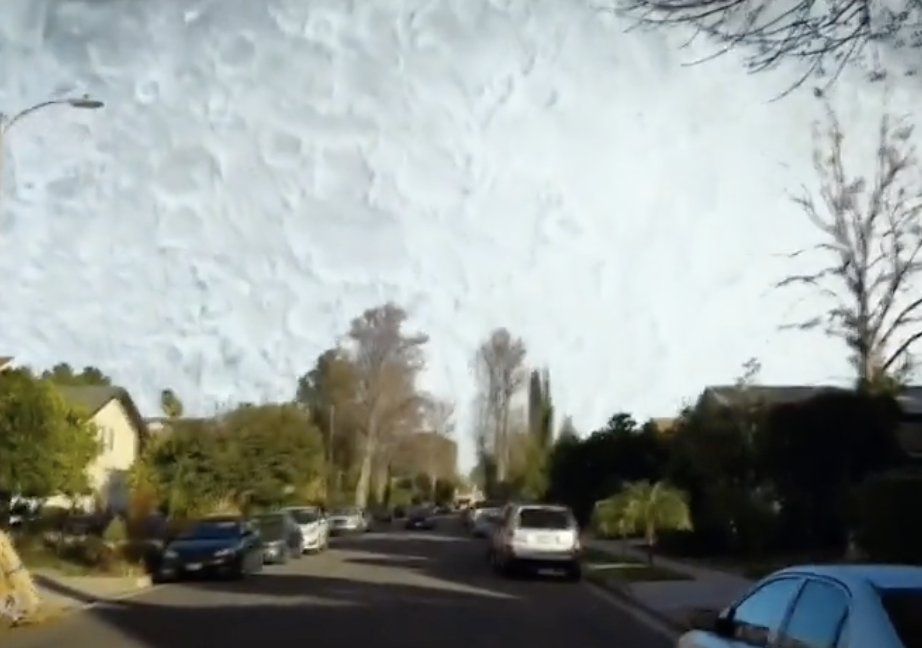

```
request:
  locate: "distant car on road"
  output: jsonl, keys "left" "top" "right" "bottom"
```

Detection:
{"left": 251, "top": 511, "right": 303, "bottom": 564}
{"left": 327, "top": 507, "right": 368, "bottom": 535}
{"left": 472, "top": 507, "right": 502, "bottom": 538}
{"left": 158, "top": 516, "right": 263, "bottom": 581}
{"left": 465, "top": 500, "right": 503, "bottom": 531}
{"left": 488, "top": 504, "right": 582, "bottom": 581}
{"left": 405, "top": 506, "right": 436, "bottom": 530}
{"left": 284, "top": 506, "right": 329, "bottom": 553}
{"left": 680, "top": 563, "right": 922, "bottom": 648}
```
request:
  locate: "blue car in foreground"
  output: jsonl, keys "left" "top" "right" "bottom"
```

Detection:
{"left": 680, "top": 563, "right": 922, "bottom": 648}
{"left": 158, "top": 516, "right": 264, "bottom": 581}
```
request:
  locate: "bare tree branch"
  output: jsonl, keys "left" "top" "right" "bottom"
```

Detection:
{"left": 470, "top": 328, "right": 527, "bottom": 485}
{"left": 778, "top": 97, "right": 922, "bottom": 391}
{"left": 613, "top": 0, "right": 922, "bottom": 94}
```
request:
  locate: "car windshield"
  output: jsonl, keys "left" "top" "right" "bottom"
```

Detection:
{"left": 288, "top": 508, "right": 320, "bottom": 524}
{"left": 880, "top": 588, "right": 922, "bottom": 648}
{"left": 252, "top": 515, "right": 286, "bottom": 539}
{"left": 178, "top": 519, "right": 241, "bottom": 540}
{"left": 331, "top": 508, "right": 359, "bottom": 517}
{"left": 518, "top": 508, "right": 572, "bottom": 530}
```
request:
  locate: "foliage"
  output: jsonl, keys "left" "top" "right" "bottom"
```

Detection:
{"left": 0, "top": 369, "right": 101, "bottom": 501}
{"left": 102, "top": 518, "right": 128, "bottom": 545}
{"left": 853, "top": 470, "right": 922, "bottom": 564}
{"left": 137, "top": 404, "right": 326, "bottom": 516}
{"left": 761, "top": 390, "right": 903, "bottom": 552}
{"left": 159, "top": 389, "right": 184, "bottom": 419}
{"left": 220, "top": 403, "right": 326, "bottom": 510}
{"left": 40, "top": 363, "right": 112, "bottom": 386}
{"left": 345, "top": 302, "right": 428, "bottom": 508}
{"left": 546, "top": 413, "right": 668, "bottom": 525}
{"left": 616, "top": 480, "right": 693, "bottom": 544}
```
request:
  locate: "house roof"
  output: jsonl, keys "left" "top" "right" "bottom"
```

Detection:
{"left": 0, "top": 356, "right": 13, "bottom": 369}
{"left": 56, "top": 385, "right": 149, "bottom": 441}
{"left": 702, "top": 384, "right": 922, "bottom": 413}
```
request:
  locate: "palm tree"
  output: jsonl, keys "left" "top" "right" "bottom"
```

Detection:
{"left": 619, "top": 480, "right": 692, "bottom": 564}
{"left": 160, "top": 388, "right": 184, "bottom": 420}
{"left": 592, "top": 491, "right": 635, "bottom": 556}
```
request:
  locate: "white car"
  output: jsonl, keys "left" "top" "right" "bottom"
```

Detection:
{"left": 285, "top": 506, "right": 329, "bottom": 553}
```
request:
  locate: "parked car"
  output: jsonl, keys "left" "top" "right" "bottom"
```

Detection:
{"left": 680, "top": 564, "right": 922, "bottom": 648}
{"left": 284, "top": 506, "right": 329, "bottom": 553}
{"left": 405, "top": 506, "right": 436, "bottom": 530}
{"left": 472, "top": 507, "right": 502, "bottom": 538}
{"left": 158, "top": 516, "right": 263, "bottom": 581}
{"left": 488, "top": 504, "right": 582, "bottom": 581}
{"left": 327, "top": 507, "right": 367, "bottom": 535}
{"left": 251, "top": 511, "right": 302, "bottom": 564}
{"left": 466, "top": 500, "right": 503, "bottom": 530}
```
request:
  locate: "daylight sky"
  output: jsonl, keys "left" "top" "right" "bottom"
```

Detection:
{"left": 0, "top": 0, "right": 915, "bottom": 469}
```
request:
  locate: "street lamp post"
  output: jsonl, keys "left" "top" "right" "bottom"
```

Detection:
{"left": 0, "top": 95, "right": 104, "bottom": 219}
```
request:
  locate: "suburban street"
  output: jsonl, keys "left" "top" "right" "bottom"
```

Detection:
{"left": 6, "top": 517, "right": 674, "bottom": 648}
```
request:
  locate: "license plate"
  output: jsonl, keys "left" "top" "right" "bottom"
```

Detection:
{"left": 185, "top": 563, "right": 202, "bottom": 571}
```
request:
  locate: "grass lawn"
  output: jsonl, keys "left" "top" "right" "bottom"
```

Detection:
{"left": 0, "top": 606, "right": 67, "bottom": 634}
{"left": 582, "top": 546, "right": 694, "bottom": 582}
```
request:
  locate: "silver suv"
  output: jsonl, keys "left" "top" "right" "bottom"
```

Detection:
{"left": 488, "top": 504, "right": 582, "bottom": 581}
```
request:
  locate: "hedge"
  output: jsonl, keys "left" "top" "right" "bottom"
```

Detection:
{"left": 853, "top": 470, "right": 922, "bottom": 564}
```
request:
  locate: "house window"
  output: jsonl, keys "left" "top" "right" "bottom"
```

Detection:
{"left": 99, "top": 428, "right": 115, "bottom": 452}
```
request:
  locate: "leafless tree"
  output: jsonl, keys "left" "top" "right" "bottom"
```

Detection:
{"left": 417, "top": 395, "right": 456, "bottom": 497}
{"left": 778, "top": 100, "right": 922, "bottom": 391}
{"left": 470, "top": 328, "right": 528, "bottom": 483}
{"left": 615, "top": 0, "right": 917, "bottom": 93}
{"left": 344, "top": 302, "right": 428, "bottom": 508}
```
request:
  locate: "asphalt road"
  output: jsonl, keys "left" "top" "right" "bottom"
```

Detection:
{"left": 7, "top": 518, "right": 675, "bottom": 648}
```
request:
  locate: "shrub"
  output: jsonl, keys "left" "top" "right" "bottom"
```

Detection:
{"left": 853, "top": 470, "right": 922, "bottom": 564}
{"left": 102, "top": 518, "right": 128, "bottom": 546}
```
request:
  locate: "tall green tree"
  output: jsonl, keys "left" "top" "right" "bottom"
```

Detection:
{"left": 0, "top": 369, "right": 101, "bottom": 512}
{"left": 221, "top": 403, "right": 326, "bottom": 510}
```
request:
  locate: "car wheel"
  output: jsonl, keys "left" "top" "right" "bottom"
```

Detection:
{"left": 565, "top": 564, "right": 583, "bottom": 583}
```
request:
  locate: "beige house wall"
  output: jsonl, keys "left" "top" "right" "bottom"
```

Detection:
{"left": 46, "top": 398, "right": 140, "bottom": 512}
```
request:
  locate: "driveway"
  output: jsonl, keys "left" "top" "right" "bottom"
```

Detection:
{"left": 6, "top": 518, "right": 675, "bottom": 648}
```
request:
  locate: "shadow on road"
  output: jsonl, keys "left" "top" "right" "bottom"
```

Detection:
{"left": 6, "top": 519, "right": 674, "bottom": 648}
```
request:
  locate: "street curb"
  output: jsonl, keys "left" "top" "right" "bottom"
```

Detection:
{"left": 34, "top": 573, "right": 158, "bottom": 613}
{"left": 585, "top": 572, "right": 688, "bottom": 635}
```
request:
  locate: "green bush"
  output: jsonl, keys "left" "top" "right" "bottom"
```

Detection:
{"left": 102, "top": 518, "right": 128, "bottom": 545}
{"left": 853, "top": 470, "right": 922, "bottom": 563}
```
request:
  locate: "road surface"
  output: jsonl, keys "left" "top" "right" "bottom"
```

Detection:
{"left": 6, "top": 518, "right": 676, "bottom": 648}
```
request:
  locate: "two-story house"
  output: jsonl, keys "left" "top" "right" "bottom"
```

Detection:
{"left": 46, "top": 385, "right": 148, "bottom": 512}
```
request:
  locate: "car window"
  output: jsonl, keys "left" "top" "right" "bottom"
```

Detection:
{"left": 732, "top": 578, "right": 803, "bottom": 644}
{"left": 781, "top": 580, "right": 849, "bottom": 648}
{"left": 879, "top": 588, "right": 922, "bottom": 648}
{"left": 517, "top": 508, "right": 572, "bottom": 530}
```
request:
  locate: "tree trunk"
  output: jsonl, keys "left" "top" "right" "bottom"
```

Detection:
{"left": 354, "top": 442, "right": 374, "bottom": 509}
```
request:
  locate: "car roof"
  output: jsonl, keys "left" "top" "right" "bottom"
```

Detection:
{"left": 776, "top": 564, "right": 922, "bottom": 590}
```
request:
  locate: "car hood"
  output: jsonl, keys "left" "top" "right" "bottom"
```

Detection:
{"left": 167, "top": 538, "right": 238, "bottom": 553}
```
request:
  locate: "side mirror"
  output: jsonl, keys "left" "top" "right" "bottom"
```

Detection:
{"left": 688, "top": 608, "right": 734, "bottom": 636}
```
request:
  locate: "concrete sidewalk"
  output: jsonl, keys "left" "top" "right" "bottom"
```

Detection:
{"left": 32, "top": 569, "right": 153, "bottom": 610}
{"left": 586, "top": 538, "right": 753, "bottom": 626}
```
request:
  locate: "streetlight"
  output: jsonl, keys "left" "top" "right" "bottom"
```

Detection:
{"left": 0, "top": 95, "right": 104, "bottom": 135}
{"left": 0, "top": 95, "right": 104, "bottom": 222}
